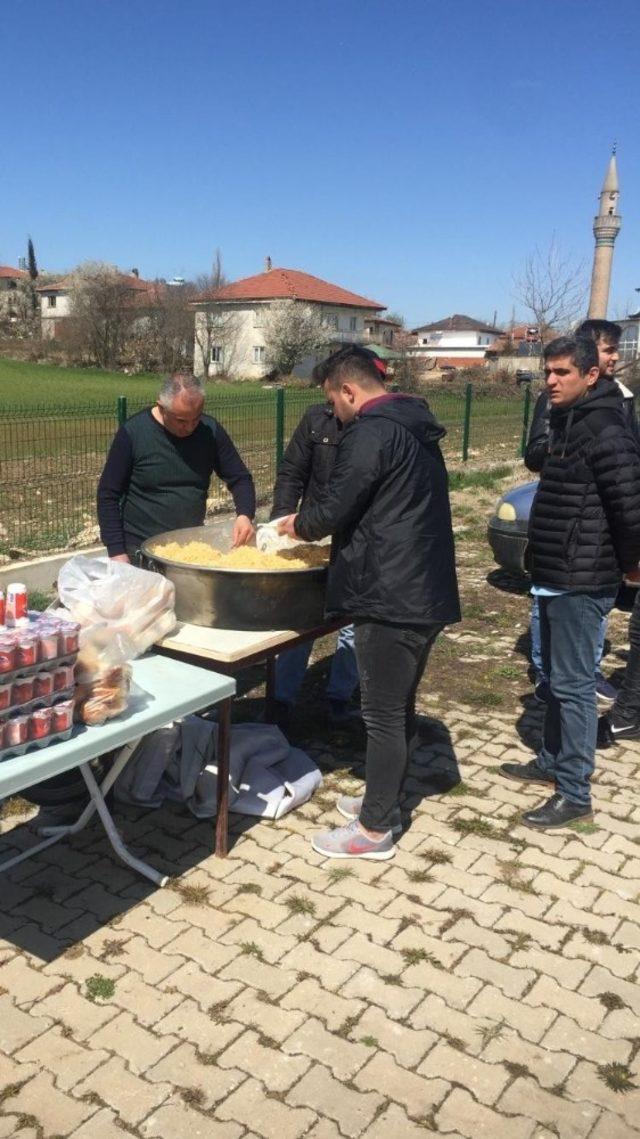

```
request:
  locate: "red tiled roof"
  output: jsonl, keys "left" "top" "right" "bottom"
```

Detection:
{"left": 0, "top": 266, "right": 28, "bottom": 279}
{"left": 412, "top": 314, "right": 503, "bottom": 335}
{"left": 436, "top": 357, "right": 489, "bottom": 368}
{"left": 36, "top": 272, "right": 160, "bottom": 296}
{"left": 195, "top": 267, "right": 385, "bottom": 310}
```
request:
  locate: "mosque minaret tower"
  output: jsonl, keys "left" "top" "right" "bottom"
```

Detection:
{"left": 587, "top": 148, "right": 621, "bottom": 319}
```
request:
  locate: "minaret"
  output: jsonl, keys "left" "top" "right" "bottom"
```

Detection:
{"left": 587, "top": 148, "right": 621, "bottom": 319}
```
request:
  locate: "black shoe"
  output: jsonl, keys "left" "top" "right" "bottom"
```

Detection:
{"left": 499, "top": 760, "right": 555, "bottom": 784}
{"left": 534, "top": 682, "right": 550, "bottom": 704}
{"left": 597, "top": 713, "right": 640, "bottom": 749}
{"left": 521, "top": 793, "right": 593, "bottom": 830}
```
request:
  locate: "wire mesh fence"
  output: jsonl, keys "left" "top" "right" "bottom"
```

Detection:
{"left": 0, "top": 384, "right": 533, "bottom": 555}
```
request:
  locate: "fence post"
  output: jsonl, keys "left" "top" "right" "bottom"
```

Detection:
{"left": 462, "top": 382, "right": 473, "bottom": 461}
{"left": 275, "top": 387, "right": 285, "bottom": 467}
{"left": 117, "top": 396, "right": 127, "bottom": 426}
{"left": 520, "top": 383, "right": 532, "bottom": 457}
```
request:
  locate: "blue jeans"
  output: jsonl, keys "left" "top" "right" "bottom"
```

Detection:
{"left": 275, "top": 624, "right": 359, "bottom": 707}
{"left": 536, "top": 589, "right": 617, "bottom": 806}
{"left": 530, "top": 595, "right": 606, "bottom": 683}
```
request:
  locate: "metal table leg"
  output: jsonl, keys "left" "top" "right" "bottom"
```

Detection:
{"left": 0, "top": 738, "right": 168, "bottom": 887}
{"left": 265, "top": 654, "right": 277, "bottom": 723}
{"left": 215, "top": 697, "right": 232, "bottom": 857}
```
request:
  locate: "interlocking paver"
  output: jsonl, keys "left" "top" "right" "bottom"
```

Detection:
{"left": 146, "top": 1042, "right": 246, "bottom": 1108}
{"left": 280, "top": 976, "right": 366, "bottom": 1032}
{"left": 436, "top": 1087, "right": 535, "bottom": 1138}
{"left": 0, "top": 994, "right": 54, "bottom": 1051}
{"left": 139, "top": 1101, "right": 244, "bottom": 1138}
{"left": 217, "top": 1075, "right": 315, "bottom": 1138}
{"left": 565, "top": 1059, "right": 640, "bottom": 1132}
{"left": 354, "top": 1050, "right": 449, "bottom": 1118}
{"left": 287, "top": 1063, "right": 383, "bottom": 1138}
{"left": 500, "top": 1077, "right": 601, "bottom": 1137}
{"left": 16, "top": 1024, "right": 108, "bottom": 1090}
{"left": 2, "top": 1070, "right": 95, "bottom": 1134}
{"left": 74, "top": 1055, "right": 171, "bottom": 1125}
{"left": 282, "top": 1016, "right": 369, "bottom": 1079}
{"left": 90, "top": 1009, "right": 178, "bottom": 1073}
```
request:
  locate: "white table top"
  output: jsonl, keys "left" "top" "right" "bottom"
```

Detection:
{"left": 156, "top": 620, "right": 340, "bottom": 664}
{"left": 0, "top": 653, "right": 235, "bottom": 801}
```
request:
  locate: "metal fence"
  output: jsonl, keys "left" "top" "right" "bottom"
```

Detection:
{"left": 0, "top": 384, "right": 532, "bottom": 555}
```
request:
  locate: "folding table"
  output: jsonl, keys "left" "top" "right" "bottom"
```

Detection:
{"left": 0, "top": 653, "right": 235, "bottom": 884}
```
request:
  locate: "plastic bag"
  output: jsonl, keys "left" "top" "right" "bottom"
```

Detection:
{"left": 75, "top": 664, "right": 133, "bottom": 726}
{"left": 57, "top": 555, "right": 176, "bottom": 660}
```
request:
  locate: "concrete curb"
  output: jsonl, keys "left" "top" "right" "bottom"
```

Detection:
{"left": 0, "top": 546, "right": 106, "bottom": 594}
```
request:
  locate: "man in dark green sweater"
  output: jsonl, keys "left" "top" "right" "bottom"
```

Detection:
{"left": 97, "top": 373, "right": 256, "bottom": 561}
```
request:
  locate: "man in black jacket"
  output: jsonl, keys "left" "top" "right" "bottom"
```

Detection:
{"left": 278, "top": 347, "right": 460, "bottom": 859}
{"left": 501, "top": 336, "right": 640, "bottom": 829}
{"left": 526, "top": 319, "right": 634, "bottom": 705}
{"left": 270, "top": 398, "right": 359, "bottom": 724}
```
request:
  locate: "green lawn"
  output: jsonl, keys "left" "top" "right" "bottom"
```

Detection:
{"left": 0, "top": 358, "right": 264, "bottom": 408}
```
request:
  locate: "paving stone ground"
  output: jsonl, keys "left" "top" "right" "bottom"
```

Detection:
{"left": 1, "top": 471, "right": 639, "bottom": 1137}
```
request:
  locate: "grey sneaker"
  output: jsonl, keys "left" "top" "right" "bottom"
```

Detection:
{"left": 336, "top": 794, "right": 403, "bottom": 835}
{"left": 312, "top": 819, "right": 395, "bottom": 861}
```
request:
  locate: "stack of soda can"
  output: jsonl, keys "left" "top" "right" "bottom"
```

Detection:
{"left": 0, "top": 601, "right": 80, "bottom": 760}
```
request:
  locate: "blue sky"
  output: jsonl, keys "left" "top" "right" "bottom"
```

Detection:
{"left": 3, "top": 0, "right": 639, "bottom": 327}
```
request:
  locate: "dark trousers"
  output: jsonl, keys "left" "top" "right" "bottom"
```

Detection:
{"left": 612, "top": 588, "right": 640, "bottom": 727}
{"left": 537, "top": 589, "right": 617, "bottom": 807}
{"left": 354, "top": 619, "right": 442, "bottom": 832}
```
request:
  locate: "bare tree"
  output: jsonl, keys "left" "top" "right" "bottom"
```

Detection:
{"left": 513, "top": 236, "right": 587, "bottom": 339}
{"left": 262, "top": 299, "right": 331, "bottom": 378}
{"left": 68, "top": 262, "right": 136, "bottom": 368}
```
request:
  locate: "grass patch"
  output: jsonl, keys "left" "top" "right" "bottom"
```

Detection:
{"left": 419, "top": 847, "right": 453, "bottom": 865}
{"left": 239, "top": 942, "right": 264, "bottom": 961}
{"left": 503, "top": 1060, "right": 532, "bottom": 1080}
{"left": 598, "top": 992, "right": 627, "bottom": 1011}
{"left": 28, "top": 589, "right": 56, "bottom": 612}
{"left": 327, "top": 865, "right": 354, "bottom": 883}
{"left": 167, "top": 880, "right": 210, "bottom": 906}
{"left": 85, "top": 974, "right": 115, "bottom": 1002}
{"left": 406, "top": 868, "right": 434, "bottom": 884}
{"left": 568, "top": 821, "right": 600, "bottom": 835}
{"left": 597, "top": 1062, "right": 636, "bottom": 1093}
{"left": 475, "top": 1019, "right": 506, "bottom": 1048}
{"left": 401, "top": 948, "right": 443, "bottom": 969}
{"left": 236, "top": 882, "right": 263, "bottom": 896}
{"left": 284, "top": 894, "right": 317, "bottom": 917}
{"left": 180, "top": 1086, "right": 206, "bottom": 1107}
{"left": 582, "top": 927, "right": 608, "bottom": 945}
{"left": 380, "top": 973, "right": 403, "bottom": 986}
{"left": 497, "top": 859, "right": 538, "bottom": 896}
{"left": 100, "top": 939, "right": 126, "bottom": 958}
{"left": 441, "top": 1031, "right": 467, "bottom": 1052}
{"left": 504, "top": 930, "right": 532, "bottom": 953}
{"left": 466, "top": 690, "right": 504, "bottom": 707}
{"left": 451, "top": 817, "right": 497, "bottom": 838}
{"left": 449, "top": 465, "right": 513, "bottom": 491}
{"left": 360, "top": 1035, "right": 378, "bottom": 1048}
{"left": 494, "top": 664, "right": 521, "bottom": 680}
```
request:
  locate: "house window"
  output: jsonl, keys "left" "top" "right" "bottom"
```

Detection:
{"left": 47, "top": 295, "right": 57, "bottom": 309}
{"left": 349, "top": 316, "right": 358, "bottom": 331}
{"left": 253, "top": 345, "right": 265, "bottom": 364}
{"left": 253, "top": 308, "right": 264, "bottom": 327}
{"left": 210, "top": 345, "right": 224, "bottom": 364}
{"left": 326, "top": 314, "right": 338, "bottom": 331}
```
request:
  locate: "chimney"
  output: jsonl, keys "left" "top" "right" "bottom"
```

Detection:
{"left": 264, "top": 256, "right": 272, "bottom": 272}
{"left": 131, "top": 267, "right": 139, "bottom": 278}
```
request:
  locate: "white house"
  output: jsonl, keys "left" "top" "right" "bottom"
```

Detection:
{"left": 36, "top": 270, "right": 160, "bottom": 339}
{"left": 192, "top": 265, "right": 386, "bottom": 380}
{"left": 409, "top": 314, "right": 503, "bottom": 368}
{"left": 0, "top": 266, "right": 29, "bottom": 324}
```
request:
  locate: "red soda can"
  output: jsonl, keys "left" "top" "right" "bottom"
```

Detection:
{"left": 0, "top": 684, "right": 10, "bottom": 712}
{"left": 11, "top": 677, "right": 34, "bottom": 706}
{"left": 34, "top": 671, "right": 54, "bottom": 699}
{"left": 6, "top": 583, "right": 28, "bottom": 628}
{"left": 29, "top": 707, "right": 52, "bottom": 740}
{"left": 38, "top": 631, "right": 60, "bottom": 662}
{"left": 59, "top": 622, "right": 80, "bottom": 655}
{"left": 54, "top": 664, "right": 75, "bottom": 692}
{"left": 16, "top": 637, "right": 38, "bottom": 668}
{"left": 0, "top": 641, "right": 16, "bottom": 674}
{"left": 0, "top": 589, "right": 5, "bottom": 627}
{"left": 51, "top": 699, "right": 73, "bottom": 733}
{"left": 5, "top": 715, "right": 28, "bottom": 746}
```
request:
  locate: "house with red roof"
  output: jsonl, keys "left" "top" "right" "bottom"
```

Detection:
{"left": 0, "top": 266, "right": 30, "bottom": 325}
{"left": 409, "top": 313, "right": 503, "bottom": 368}
{"left": 192, "top": 264, "right": 386, "bottom": 379}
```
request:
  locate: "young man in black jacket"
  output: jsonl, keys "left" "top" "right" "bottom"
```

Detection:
{"left": 278, "top": 347, "right": 460, "bottom": 859}
{"left": 501, "top": 337, "right": 640, "bottom": 829}
{"left": 270, "top": 396, "right": 358, "bottom": 725}
{"left": 526, "top": 319, "right": 634, "bottom": 705}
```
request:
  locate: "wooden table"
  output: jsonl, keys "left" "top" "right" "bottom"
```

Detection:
{"left": 156, "top": 617, "right": 345, "bottom": 855}
{"left": 0, "top": 654, "right": 235, "bottom": 884}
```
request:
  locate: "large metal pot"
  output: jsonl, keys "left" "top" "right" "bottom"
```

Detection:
{"left": 141, "top": 520, "right": 328, "bottom": 631}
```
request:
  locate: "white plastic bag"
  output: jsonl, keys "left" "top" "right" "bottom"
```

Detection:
{"left": 57, "top": 555, "right": 176, "bottom": 660}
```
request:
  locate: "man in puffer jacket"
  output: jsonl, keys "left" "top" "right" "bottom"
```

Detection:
{"left": 278, "top": 346, "right": 460, "bottom": 859}
{"left": 501, "top": 336, "right": 640, "bottom": 829}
